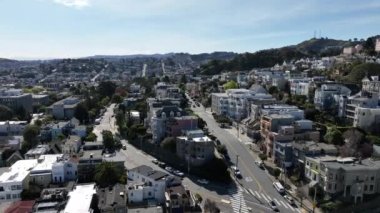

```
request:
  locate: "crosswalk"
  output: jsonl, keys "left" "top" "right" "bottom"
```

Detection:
{"left": 228, "top": 187, "right": 251, "bottom": 213}
{"left": 248, "top": 189, "right": 302, "bottom": 213}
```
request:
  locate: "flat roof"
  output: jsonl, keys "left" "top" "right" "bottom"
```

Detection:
{"left": 0, "top": 159, "right": 38, "bottom": 183}
{"left": 82, "top": 150, "right": 103, "bottom": 160}
{"left": 64, "top": 183, "right": 96, "bottom": 213}
{"left": 31, "top": 154, "right": 63, "bottom": 173}
{"left": 25, "top": 145, "right": 50, "bottom": 156}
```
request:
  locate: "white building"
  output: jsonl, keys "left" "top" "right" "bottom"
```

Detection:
{"left": 0, "top": 159, "right": 38, "bottom": 202}
{"left": 353, "top": 107, "right": 380, "bottom": 131}
{"left": 289, "top": 78, "right": 312, "bottom": 96}
{"left": 375, "top": 38, "right": 380, "bottom": 52}
{"left": 127, "top": 165, "right": 168, "bottom": 204}
{"left": 52, "top": 156, "right": 78, "bottom": 184}
{"left": 64, "top": 183, "right": 97, "bottom": 213}
{"left": 0, "top": 121, "right": 27, "bottom": 137}
{"left": 62, "top": 135, "right": 81, "bottom": 155}
{"left": 25, "top": 145, "right": 50, "bottom": 159}
{"left": 30, "top": 154, "right": 63, "bottom": 187}
{"left": 314, "top": 84, "right": 351, "bottom": 111}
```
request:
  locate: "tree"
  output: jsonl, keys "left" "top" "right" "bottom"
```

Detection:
{"left": 86, "top": 132, "right": 97, "bottom": 141}
{"left": 160, "top": 137, "right": 176, "bottom": 153}
{"left": 296, "top": 187, "right": 307, "bottom": 208}
{"left": 268, "top": 86, "right": 279, "bottom": 95}
{"left": 94, "top": 162, "right": 123, "bottom": 187}
{"left": 98, "top": 81, "right": 117, "bottom": 98}
{"left": 112, "top": 94, "right": 123, "bottom": 104}
{"left": 324, "top": 127, "right": 343, "bottom": 145}
{"left": 223, "top": 80, "right": 238, "bottom": 90}
{"left": 23, "top": 125, "right": 40, "bottom": 150}
{"left": 204, "top": 199, "right": 220, "bottom": 213}
{"left": 74, "top": 103, "right": 89, "bottom": 124}
{"left": 340, "top": 128, "right": 372, "bottom": 158}
{"left": 180, "top": 74, "right": 187, "bottom": 84}
{"left": 0, "top": 105, "right": 13, "bottom": 121}
{"left": 102, "top": 130, "right": 115, "bottom": 150}
{"left": 273, "top": 168, "right": 281, "bottom": 179}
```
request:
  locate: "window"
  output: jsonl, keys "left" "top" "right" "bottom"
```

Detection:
{"left": 364, "top": 185, "right": 368, "bottom": 191}
{"left": 370, "top": 185, "right": 374, "bottom": 191}
{"left": 130, "top": 193, "right": 133, "bottom": 196}
{"left": 148, "top": 192, "right": 152, "bottom": 196}
{"left": 16, "top": 185, "right": 21, "bottom": 190}
{"left": 6, "top": 194, "right": 11, "bottom": 200}
{"left": 328, "top": 184, "right": 332, "bottom": 190}
{"left": 371, "top": 176, "right": 375, "bottom": 181}
{"left": 334, "top": 184, "right": 337, "bottom": 190}
{"left": 12, "top": 194, "right": 17, "bottom": 199}
{"left": 11, "top": 185, "right": 16, "bottom": 191}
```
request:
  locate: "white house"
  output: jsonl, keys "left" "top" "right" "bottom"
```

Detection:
{"left": 64, "top": 183, "right": 97, "bottom": 213}
{"left": 62, "top": 135, "right": 81, "bottom": 155}
{"left": 52, "top": 156, "right": 78, "bottom": 183}
{"left": 127, "top": 165, "right": 168, "bottom": 204}
{"left": 29, "top": 154, "right": 63, "bottom": 187}
{"left": 0, "top": 159, "right": 38, "bottom": 202}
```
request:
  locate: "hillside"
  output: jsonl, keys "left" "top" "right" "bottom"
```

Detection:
{"left": 197, "top": 38, "right": 356, "bottom": 75}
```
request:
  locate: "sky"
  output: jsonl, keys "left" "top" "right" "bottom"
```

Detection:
{"left": 0, "top": 0, "right": 380, "bottom": 59}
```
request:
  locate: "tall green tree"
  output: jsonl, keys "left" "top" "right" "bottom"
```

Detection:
{"left": 98, "top": 81, "right": 117, "bottom": 98}
{"left": 102, "top": 130, "right": 115, "bottom": 150}
{"left": 324, "top": 127, "right": 344, "bottom": 145}
{"left": 223, "top": 80, "right": 238, "bottom": 90}
{"left": 94, "top": 162, "right": 123, "bottom": 187}
{"left": 23, "top": 125, "right": 40, "bottom": 150}
{"left": 74, "top": 103, "right": 89, "bottom": 124}
{"left": 0, "top": 105, "right": 13, "bottom": 121}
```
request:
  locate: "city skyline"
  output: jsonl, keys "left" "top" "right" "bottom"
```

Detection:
{"left": 1, "top": 0, "right": 380, "bottom": 59}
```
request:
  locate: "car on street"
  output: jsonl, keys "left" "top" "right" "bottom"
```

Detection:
{"left": 173, "top": 170, "right": 184, "bottom": 178}
{"left": 231, "top": 165, "right": 242, "bottom": 179}
{"left": 158, "top": 162, "right": 166, "bottom": 168}
{"left": 255, "top": 159, "right": 265, "bottom": 169}
{"left": 273, "top": 181, "right": 285, "bottom": 194}
{"left": 165, "top": 166, "right": 173, "bottom": 173}
{"left": 284, "top": 195, "right": 295, "bottom": 206}
{"left": 151, "top": 158, "right": 159, "bottom": 164}
{"left": 122, "top": 145, "right": 127, "bottom": 150}
{"left": 268, "top": 200, "right": 279, "bottom": 211}
{"left": 197, "top": 179, "right": 209, "bottom": 184}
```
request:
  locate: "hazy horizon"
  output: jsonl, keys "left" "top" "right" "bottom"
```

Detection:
{"left": 1, "top": 0, "right": 380, "bottom": 59}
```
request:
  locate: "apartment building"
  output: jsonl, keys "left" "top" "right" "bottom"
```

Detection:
{"left": 77, "top": 150, "right": 103, "bottom": 182}
{"left": 211, "top": 88, "right": 274, "bottom": 121}
{"left": 0, "top": 159, "right": 38, "bottom": 203}
{"left": 305, "top": 155, "right": 337, "bottom": 183}
{"left": 320, "top": 158, "right": 380, "bottom": 204}
{"left": 51, "top": 155, "right": 78, "bottom": 183}
{"left": 63, "top": 183, "right": 97, "bottom": 213}
{"left": 0, "top": 121, "right": 27, "bottom": 137}
{"left": 362, "top": 75, "right": 380, "bottom": 94}
{"left": 29, "top": 154, "right": 64, "bottom": 187}
{"left": 127, "top": 165, "right": 169, "bottom": 204}
{"left": 289, "top": 78, "right": 312, "bottom": 96}
{"left": 314, "top": 84, "right": 351, "bottom": 111}
{"left": 48, "top": 97, "right": 81, "bottom": 120}
{"left": 176, "top": 130, "right": 215, "bottom": 166}
{"left": 155, "top": 82, "right": 182, "bottom": 100}
{"left": 62, "top": 135, "right": 81, "bottom": 155}
{"left": 0, "top": 89, "right": 33, "bottom": 113}
{"left": 251, "top": 104, "right": 304, "bottom": 121}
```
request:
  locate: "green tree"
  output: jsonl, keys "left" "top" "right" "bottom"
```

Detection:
{"left": 160, "top": 137, "right": 176, "bottom": 153}
{"left": 86, "top": 132, "right": 97, "bottom": 141}
{"left": 180, "top": 74, "right": 187, "bottom": 84}
{"left": 324, "top": 127, "right": 344, "bottom": 145}
{"left": 98, "top": 81, "right": 117, "bottom": 98}
{"left": 223, "top": 80, "right": 238, "bottom": 90}
{"left": 112, "top": 94, "right": 123, "bottom": 104}
{"left": 23, "top": 125, "right": 40, "bottom": 150}
{"left": 0, "top": 105, "right": 13, "bottom": 121}
{"left": 268, "top": 86, "right": 279, "bottom": 95}
{"left": 273, "top": 168, "right": 281, "bottom": 179}
{"left": 94, "top": 162, "right": 123, "bottom": 187}
{"left": 74, "top": 103, "right": 89, "bottom": 124}
{"left": 102, "top": 130, "right": 115, "bottom": 150}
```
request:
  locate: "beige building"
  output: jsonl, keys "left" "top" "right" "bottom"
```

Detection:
{"left": 320, "top": 158, "right": 380, "bottom": 204}
{"left": 375, "top": 38, "right": 380, "bottom": 52}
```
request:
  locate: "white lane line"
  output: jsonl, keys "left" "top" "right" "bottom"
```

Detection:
{"left": 295, "top": 209, "right": 302, "bottom": 213}
{"left": 254, "top": 191, "right": 261, "bottom": 199}
{"left": 273, "top": 198, "right": 279, "bottom": 205}
{"left": 280, "top": 200, "right": 288, "bottom": 208}
{"left": 261, "top": 193, "right": 270, "bottom": 202}
{"left": 286, "top": 202, "right": 294, "bottom": 210}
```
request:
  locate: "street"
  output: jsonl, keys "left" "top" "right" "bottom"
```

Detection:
{"left": 188, "top": 95, "right": 304, "bottom": 213}
{"left": 93, "top": 103, "right": 118, "bottom": 141}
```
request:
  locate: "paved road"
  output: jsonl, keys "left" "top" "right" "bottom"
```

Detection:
{"left": 93, "top": 103, "right": 118, "bottom": 141}
{"left": 188, "top": 95, "right": 304, "bottom": 213}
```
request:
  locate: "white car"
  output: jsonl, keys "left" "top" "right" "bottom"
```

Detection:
{"left": 197, "top": 179, "right": 209, "bottom": 184}
{"left": 284, "top": 195, "right": 295, "bottom": 205}
{"left": 151, "top": 158, "right": 159, "bottom": 164}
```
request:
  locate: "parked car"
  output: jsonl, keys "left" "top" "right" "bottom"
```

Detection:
{"left": 158, "top": 162, "right": 166, "bottom": 168}
{"left": 284, "top": 195, "right": 295, "bottom": 206}
{"left": 255, "top": 159, "right": 264, "bottom": 169}
{"left": 197, "top": 179, "right": 209, "bottom": 184}
{"left": 122, "top": 145, "right": 127, "bottom": 150}
{"left": 151, "top": 158, "right": 159, "bottom": 164}
{"left": 165, "top": 166, "right": 174, "bottom": 173}
{"left": 268, "top": 200, "right": 278, "bottom": 211}
{"left": 273, "top": 182, "right": 285, "bottom": 194}
{"left": 173, "top": 170, "right": 184, "bottom": 178}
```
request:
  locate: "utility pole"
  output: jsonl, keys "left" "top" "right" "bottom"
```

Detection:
{"left": 312, "top": 185, "right": 317, "bottom": 213}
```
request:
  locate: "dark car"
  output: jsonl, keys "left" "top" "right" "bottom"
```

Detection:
{"left": 268, "top": 200, "right": 278, "bottom": 211}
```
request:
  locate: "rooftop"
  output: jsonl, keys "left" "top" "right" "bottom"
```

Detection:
{"left": 97, "top": 184, "right": 126, "bottom": 210}
{"left": 31, "top": 154, "right": 63, "bottom": 174}
{"left": 64, "top": 183, "right": 96, "bottom": 213}
{"left": 129, "top": 165, "right": 168, "bottom": 181}
{"left": 323, "top": 158, "right": 380, "bottom": 171}
{"left": 103, "top": 151, "right": 126, "bottom": 163}
{"left": 81, "top": 150, "right": 103, "bottom": 160}
{"left": 25, "top": 145, "right": 50, "bottom": 156}
{"left": 0, "top": 159, "right": 38, "bottom": 183}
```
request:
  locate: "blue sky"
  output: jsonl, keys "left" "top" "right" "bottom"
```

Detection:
{"left": 1, "top": 0, "right": 380, "bottom": 59}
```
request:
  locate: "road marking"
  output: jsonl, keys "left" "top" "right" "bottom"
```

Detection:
{"left": 245, "top": 177, "right": 253, "bottom": 182}
{"left": 221, "top": 199, "right": 230, "bottom": 204}
{"left": 285, "top": 202, "right": 294, "bottom": 210}
{"left": 261, "top": 193, "right": 270, "bottom": 203}
{"left": 280, "top": 200, "right": 288, "bottom": 208}
{"left": 254, "top": 191, "right": 261, "bottom": 199}
{"left": 273, "top": 198, "right": 279, "bottom": 204}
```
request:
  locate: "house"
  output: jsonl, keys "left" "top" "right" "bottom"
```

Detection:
{"left": 29, "top": 154, "right": 64, "bottom": 187}
{"left": 0, "top": 88, "right": 33, "bottom": 113}
{"left": 82, "top": 141, "right": 104, "bottom": 150}
{"left": 166, "top": 116, "right": 198, "bottom": 138}
{"left": 0, "top": 159, "right": 38, "bottom": 203}
{"left": 52, "top": 156, "right": 78, "bottom": 183}
{"left": 176, "top": 130, "right": 215, "bottom": 166}
{"left": 48, "top": 97, "right": 81, "bottom": 120}
{"left": 0, "top": 121, "right": 27, "bottom": 137}
{"left": 252, "top": 104, "right": 304, "bottom": 121}
{"left": 71, "top": 125, "right": 87, "bottom": 138}
{"left": 304, "top": 155, "right": 337, "bottom": 183}
{"left": 314, "top": 84, "right": 351, "bottom": 111}
{"left": 320, "top": 158, "right": 380, "bottom": 204}
{"left": 97, "top": 184, "right": 127, "bottom": 213}
{"left": 25, "top": 145, "right": 50, "bottom": 159}
{"left": 127, "top": 165, "right": 169, "bottom": 204}
{"left": 165, "top": 185, "right": 199, "bottom": 213}
{"left": 62, "top": 135, "right": 82, "bottom": 155}
{"left": 77, "top": 150, "right": 103, "bottom": 183}
{"left": 63, "top": 183, "right": 97, "bottom": 213}
{"left": 32, "top": 187, "right": 72, "bottom": 213}
{"left": 5, "top": 151, "right": 23, "bottom": 167}
{"left": 32, "top": 94, "right": 49, "bottom": 107}
{"left": 51, "top": 121, "right": 71, "bottom": 140}
{"left": 292, "top": 140, "right": 337, "bottom": 168}
{"left": 362, "top": 76, "right": 380, "bottom": 94}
